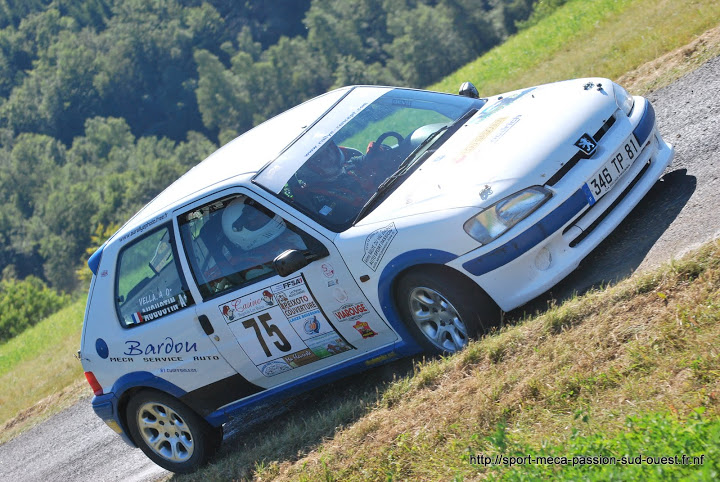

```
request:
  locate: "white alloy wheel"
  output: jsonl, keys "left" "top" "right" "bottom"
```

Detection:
{"left": 136, "top": 400, "right": 195, "bottom": 463}
{"left": 408, "top": 286, "right": 468, "bottom": 352}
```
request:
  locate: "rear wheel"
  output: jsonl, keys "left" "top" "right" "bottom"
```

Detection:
{"left": 126, "top": 390, "right": 221, "bottom": 473}
{"left": 396, "top": 267, "right": 499, "bottom": 354}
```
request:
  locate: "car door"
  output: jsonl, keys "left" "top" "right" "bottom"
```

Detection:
{"left": 174, "top": 188, "right": 397, "bottom": 389}
{"left": 107, "top": 223, "right": 237, "bottom": 392}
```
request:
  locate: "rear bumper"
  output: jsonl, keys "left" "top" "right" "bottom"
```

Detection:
{"left": 91, "top": 393, "right": 136, "bottom": 447}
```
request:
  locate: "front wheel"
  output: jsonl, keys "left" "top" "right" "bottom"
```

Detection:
{"left": 126, "top": 390, "right": 221, "bottom": 473}
{"left": 396, "top": 268, "right": 499, "bottom": 354}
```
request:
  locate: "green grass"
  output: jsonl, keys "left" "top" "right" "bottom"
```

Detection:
{"left": 183, "top": 240, "right": 720, "bottom": 481}
{"left": 431, "top": 0, "right": 720, "bottom": 96}
{"left": 0, "top": 298, "right": 87, "bottom": 440}
{"left": 484, "top": 410, "right": 720, "bottom": 480}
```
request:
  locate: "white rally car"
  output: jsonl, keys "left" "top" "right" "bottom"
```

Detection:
{"left": 80, "top": 80, "right": 673, "bottom": 472}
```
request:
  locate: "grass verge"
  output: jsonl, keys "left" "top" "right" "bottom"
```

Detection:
{"left": 0, "top": 298, "right": 88, "bottom": 444}
{"left": 175, "top": 240, "right": 720, "bottom": 480}
{"left": 431, "top": 0, "right": 720, "bottom": 96}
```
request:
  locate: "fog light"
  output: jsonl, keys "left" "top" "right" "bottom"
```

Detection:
{"left": 535, "top": 247, "right": 552, "bottom": 271}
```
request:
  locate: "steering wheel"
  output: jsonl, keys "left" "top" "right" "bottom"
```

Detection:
{"left": 375, "top": 131, "right": 404, "bottom": 147}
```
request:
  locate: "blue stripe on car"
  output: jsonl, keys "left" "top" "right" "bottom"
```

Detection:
{"left": 462, "top": 189, "right": 588, "bottom": 276}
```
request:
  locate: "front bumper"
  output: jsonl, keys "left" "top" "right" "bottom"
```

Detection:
{"left": 450, "top": 99, "right": 674, "bottom": 311}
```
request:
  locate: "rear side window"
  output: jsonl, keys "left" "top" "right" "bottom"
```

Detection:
{"left": 115, "top": 224, "right": 194, "bottom": 327}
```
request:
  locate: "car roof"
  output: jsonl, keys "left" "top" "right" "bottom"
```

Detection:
{"left": 115, "top": 87, "right": 354, "bottom": 239}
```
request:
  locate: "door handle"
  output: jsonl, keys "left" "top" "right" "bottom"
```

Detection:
{"left": 197, "top": 314, "right": 215, "bottom": 336}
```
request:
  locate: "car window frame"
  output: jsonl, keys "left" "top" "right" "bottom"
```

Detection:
{"left": 176, "top": 190, "right": 329, "bottom": 303}
{"left": 113, "top": 222, "right": 195, "bottom": 329}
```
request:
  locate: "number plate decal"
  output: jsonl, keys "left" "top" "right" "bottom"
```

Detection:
{"left": 583, "top": 134, "right": 640, "bottom": 205}
{"left": 218, "top": 275, "right": 353, "bottom": 377}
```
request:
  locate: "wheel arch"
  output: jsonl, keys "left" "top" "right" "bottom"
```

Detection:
{"left": 377, "top": 249, "right": 496, "bottom": 353}
{"left": 111, "top": 372, "right": 190, "bottom": 444}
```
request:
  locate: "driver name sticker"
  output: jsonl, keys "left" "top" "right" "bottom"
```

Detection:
{"left": 362, "top": 223, "right": 397, "bottom": 271}
{"left": 219, "top": 275, "right": 354, "bottom": 376}
{"left": 127, "top": 291, "right": 191, "bottom": 325}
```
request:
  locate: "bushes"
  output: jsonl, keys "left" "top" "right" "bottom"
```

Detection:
{"left": 0, "top": 276, "right": 70, "bottom": 343}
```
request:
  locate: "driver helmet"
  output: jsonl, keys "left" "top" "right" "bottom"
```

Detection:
{"left": 307, "top": 139, "right": 346, "bottom": 181}
{"left": 221, "top": 197, "right": 286, "bottom": 250}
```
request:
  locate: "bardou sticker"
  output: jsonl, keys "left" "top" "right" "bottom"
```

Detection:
{"left": 362, "top": 223, "right": 397, "bottom": 271}
{"left": 221, "top": 275, "right": 354, "bottom": 377}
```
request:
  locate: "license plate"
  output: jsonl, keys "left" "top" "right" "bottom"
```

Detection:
{"left": 582, "top": 134, "right": 640, "bottom": 205}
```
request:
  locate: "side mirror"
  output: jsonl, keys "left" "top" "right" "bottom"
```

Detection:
{"left": 273, "top": 249, "right": 310, "bottom": 277}
{"left": 459, "top": 81, "right": 479, "bottom": 99}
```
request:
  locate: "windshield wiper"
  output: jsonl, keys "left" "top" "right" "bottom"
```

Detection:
{"left": 353, "top": 108, "right": 477, "bottom": 225}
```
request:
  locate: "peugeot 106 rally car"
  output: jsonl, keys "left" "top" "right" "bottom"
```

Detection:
{"left": 80, "top": 79, "right": 673, "bottom": 472}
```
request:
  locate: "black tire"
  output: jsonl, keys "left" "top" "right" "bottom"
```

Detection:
{"left": 396, "top": 267, "right": 500, "bottom": 354}
{"left": 126, "top": 389, "right": 220, "bottom": 474}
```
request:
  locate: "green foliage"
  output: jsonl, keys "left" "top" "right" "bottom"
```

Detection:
{"left": 0, "top": 276, "right": 70, "bottom": 343}
{"left": 0, "top": 0, "right": 542, "bottom": 294}
{"left": 484, "top": 411, "right": 720, "bottom": 480}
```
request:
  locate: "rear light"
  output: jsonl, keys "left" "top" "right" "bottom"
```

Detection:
{"left": 84, "top": 371, "right": 103, "bottom": 396}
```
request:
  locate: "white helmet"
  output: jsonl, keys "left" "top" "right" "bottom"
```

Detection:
{"left": 221, "top": 198, "right": 286, "bottom": 250}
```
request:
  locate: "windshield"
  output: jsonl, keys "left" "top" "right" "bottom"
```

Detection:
{"left": 255, "top": 87, "right": 485, "bottom": 231}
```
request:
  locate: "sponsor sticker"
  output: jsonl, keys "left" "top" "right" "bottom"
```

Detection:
{"left": 333, "top": 302, "right": 369, "bottom": 322}
{"left": 333, "top": 286, "right": 349, "bottom": 303}
{"left": 259, "top": 359, "right": 292, "bottom": 377}
{"left": 219, "top": 288, "right": 277, "bottom": 323}
{"left": 221, "top": 275, "right": 355, "bottom": 377}
{"left": 353, "top": 321, "right": 378, "bottom": 339}
{"left": 321, "top": 263, "right": 335, "bottom": 278}
{"left": 305, "top": 332, "right": 352, "bottom": 357}
{"left": 362, "top": 223, "right": 397, "bottom": 271}
{"left": 283, "top": 348, "right": 320, "bottom": 368}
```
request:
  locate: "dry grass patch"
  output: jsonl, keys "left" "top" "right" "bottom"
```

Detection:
{"left": 186, "top": 241, "right": 720, "bottom": 481}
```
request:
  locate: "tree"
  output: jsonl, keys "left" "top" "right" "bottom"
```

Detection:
{"left": 194, "top": 48, "right": 252, "bottom": 142}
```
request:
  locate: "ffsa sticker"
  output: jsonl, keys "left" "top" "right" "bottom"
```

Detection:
{"left": 362, "top": 223, "right": 397, "bottom": 271}
{"left": 218, "top": 275, "right": 353, "bottom": 377}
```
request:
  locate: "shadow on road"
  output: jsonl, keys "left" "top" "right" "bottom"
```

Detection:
{"left": 506, "top": 168, "right": 697, "bottom": 321}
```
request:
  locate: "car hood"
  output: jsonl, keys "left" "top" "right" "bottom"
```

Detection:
{"left": 360, "top": 78, "right": 618, "bottom": 225}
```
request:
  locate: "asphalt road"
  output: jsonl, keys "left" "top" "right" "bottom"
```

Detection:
{"left": 1, "top": 56, "right": 718, "bottom": 482}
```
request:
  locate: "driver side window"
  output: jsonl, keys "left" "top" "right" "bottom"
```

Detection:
{"left": 178, "top": 194, "right": 323, "bottom": 300}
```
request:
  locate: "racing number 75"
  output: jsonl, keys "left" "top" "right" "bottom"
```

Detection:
{"left": 242, "top": 313, "right": 291, "bottom": 357}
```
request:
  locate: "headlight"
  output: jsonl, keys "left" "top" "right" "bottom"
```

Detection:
{"left": 613, "top": 82, "right": 634, "bottom": 116}
{"left": 463, "top": 186, "right": 552, "bottom": 245}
